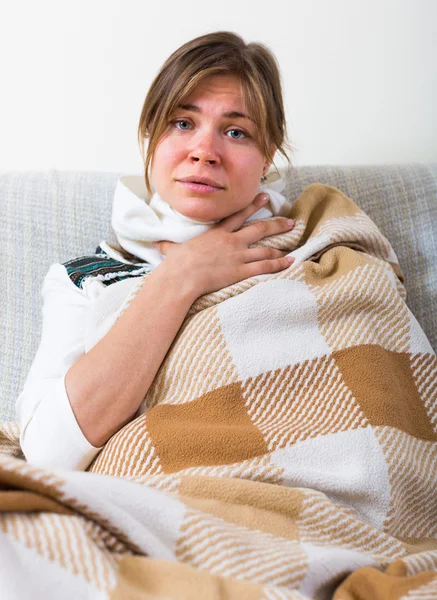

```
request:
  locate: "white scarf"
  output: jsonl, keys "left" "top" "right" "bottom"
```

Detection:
{"left": 100, "top": 172, "right": 292, "bottom": 267}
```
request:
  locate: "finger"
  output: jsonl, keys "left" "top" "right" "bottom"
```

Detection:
{"left": 153, "top": 240, "right": 174, "bottom": 255}
{"left": 220, "top": 192, "right": 269, "bottom": 232}
{"left": 241, "top": 246, "right": 290, "bottom": 264}
{"left": 238, "top": 216, "right": 295, "bottom": 247}
{"left": 240, "top": 254, "right": 295, "bottom": 279}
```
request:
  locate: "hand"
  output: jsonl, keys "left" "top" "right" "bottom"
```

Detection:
{"left": 153, "top": 192, "right": 296, "bottom": 298}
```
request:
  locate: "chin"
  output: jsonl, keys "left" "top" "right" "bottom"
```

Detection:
{"left": 171, "top": 196, "right": 222, "bottom": 221}
{"left": 179, "top": 207, "right": 221, "bottom": 224}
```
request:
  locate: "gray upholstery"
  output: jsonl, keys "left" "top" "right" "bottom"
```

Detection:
{"left": 1, "top": 165, "right": 436, "bottom": 423}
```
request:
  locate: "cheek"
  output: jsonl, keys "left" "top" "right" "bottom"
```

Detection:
{"left": 232, "top": 147, "right": 264, "bottom": 176}
{"left": 150, "top": 140, "right": 183, "bottom": 186}
{"left": 228, "top": 156, "right": 264, "bottom": 208}
{"left": 153, "top": 140, "right": 181, "bottom": 167}
{"left": 232, "top": 151, "right": 265, "bottom": 189}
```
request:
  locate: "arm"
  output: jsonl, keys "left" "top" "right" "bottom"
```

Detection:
{"left": 65, "top": 261, "right": 198, "bottom": 449}
{"left": 17, "top": 261, "right": 198, "bottom": 470}
{"left": 16, "top": 263, "right": 103, "bottom": 470}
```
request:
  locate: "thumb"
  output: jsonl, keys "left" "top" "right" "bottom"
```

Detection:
{"left": 153, "top": 240, "right": 175, "bottom": 256}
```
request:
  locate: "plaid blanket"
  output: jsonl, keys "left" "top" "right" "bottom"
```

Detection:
{"left": 1, "top": 183, "right": 436, "bottom": 599}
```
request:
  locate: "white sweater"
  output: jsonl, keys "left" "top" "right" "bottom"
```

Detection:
{"left": 16, "top": 174, "right": 292, "bottom": 471}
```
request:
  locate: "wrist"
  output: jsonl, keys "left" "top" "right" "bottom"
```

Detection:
{"left": 150, "top": 260, "right": 201, "bottom": 303}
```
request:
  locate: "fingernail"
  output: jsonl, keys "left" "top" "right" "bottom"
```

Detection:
{"left": 260, "top": 194, "right": 269, "bottom": 204}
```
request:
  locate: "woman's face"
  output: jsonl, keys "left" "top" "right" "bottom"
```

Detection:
{"left": 149, "top": 74, "right": 273, "bottom": 223}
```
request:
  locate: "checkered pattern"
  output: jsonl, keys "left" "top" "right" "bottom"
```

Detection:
{"left": 0, "top": 183, "right": 436, "bottom": 599}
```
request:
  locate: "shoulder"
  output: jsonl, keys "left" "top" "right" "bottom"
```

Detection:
{"left": 61, "top": 245, "right": 152, "bottom": 290}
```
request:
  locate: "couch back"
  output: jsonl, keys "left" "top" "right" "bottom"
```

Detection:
{"left": 1, "top": 164, "right": 436, "bottom": 423}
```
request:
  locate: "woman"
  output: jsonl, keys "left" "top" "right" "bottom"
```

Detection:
{"left": 16, "top": 31, "right": 297, "bottom": 470}
{"left": 12, "top": 32, "right": 437, "bottom": 598}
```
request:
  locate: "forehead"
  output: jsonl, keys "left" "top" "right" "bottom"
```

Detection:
{"left": 183, "top": 74, "right": 246, "bottom": 108}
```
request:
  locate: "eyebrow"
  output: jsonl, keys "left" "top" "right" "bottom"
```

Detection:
{"left": 176, "top": 103, "right": 256, "bottom": 124}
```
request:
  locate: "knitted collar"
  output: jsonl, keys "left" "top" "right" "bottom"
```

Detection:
{"left": 100, "top": 172, "right": 292, "bottom": 267}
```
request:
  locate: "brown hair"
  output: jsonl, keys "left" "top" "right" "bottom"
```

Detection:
{"left": 137, "top": 31, "right": 294, "bottom": 195}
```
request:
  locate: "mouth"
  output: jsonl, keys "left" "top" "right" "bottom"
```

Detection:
{"left": 178, "top": 176, "right": 224, "bottom": 187}
{"left": 176, "top": 177, "right": 224, "bottom": 195}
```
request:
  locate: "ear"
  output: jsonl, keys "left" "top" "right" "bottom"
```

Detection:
{"left": 263, "top": 145, "right": 277, "bottom": 174}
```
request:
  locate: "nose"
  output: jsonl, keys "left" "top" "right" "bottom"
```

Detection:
{"left": 188, "top": 129, "right": 221, "bottom": 165}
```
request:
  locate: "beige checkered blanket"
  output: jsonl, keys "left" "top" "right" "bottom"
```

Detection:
{"left": 1, "top": 183, "right": 436, "bottom": 599}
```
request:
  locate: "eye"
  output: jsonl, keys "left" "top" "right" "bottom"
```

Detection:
{"left": 227, "top": 129, "right": 248, "bottom": 140}
{"left": 173, "top": 119, "right": 192, "bottom": 130}
{"left": 171, "top": 120, "right": 249, "bottom": 139}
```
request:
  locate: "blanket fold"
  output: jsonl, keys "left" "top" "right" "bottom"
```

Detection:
{"left": 1, "top": 183, "right": 436, "bottom": 599}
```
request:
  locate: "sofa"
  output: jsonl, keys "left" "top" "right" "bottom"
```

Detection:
{"left": 1, "top": 163, "right": 436, "bottom": 424}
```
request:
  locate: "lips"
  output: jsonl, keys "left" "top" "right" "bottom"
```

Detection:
{"left": 177, "top": 180, "right": 224, "bottom": 195}
{"left": 177, "top": 176, "right": 224, "bottom": 189}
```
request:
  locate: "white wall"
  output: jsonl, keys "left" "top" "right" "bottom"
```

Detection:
{"left": 0, "top": 0, "right": 435, "bottom": 173}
